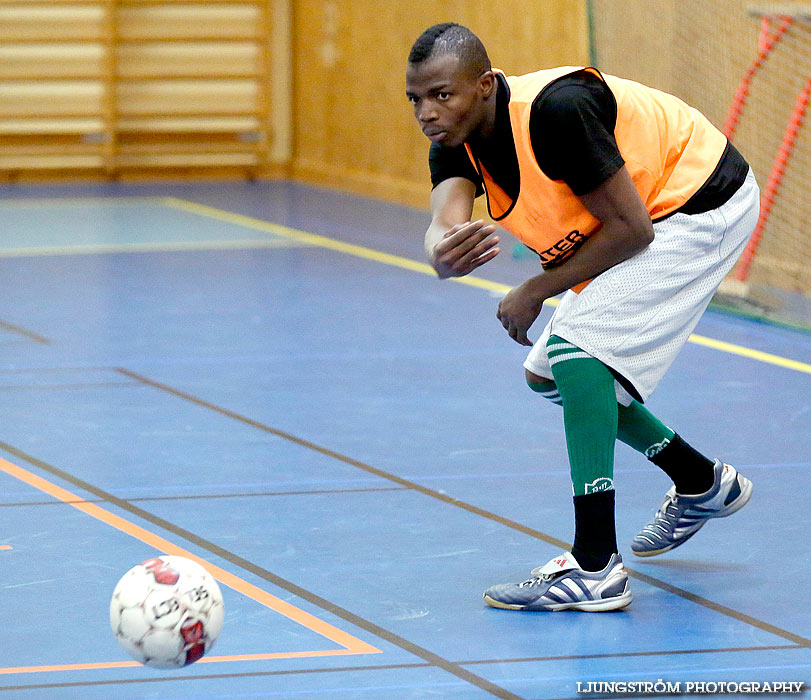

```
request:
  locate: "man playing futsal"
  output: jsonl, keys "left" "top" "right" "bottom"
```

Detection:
{"left": 405, "top": 23, "right": 759, "bottom": 611}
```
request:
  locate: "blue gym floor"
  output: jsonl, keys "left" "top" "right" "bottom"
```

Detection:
{"left": 0, "top": 181, "right": 808, "bottom": 699}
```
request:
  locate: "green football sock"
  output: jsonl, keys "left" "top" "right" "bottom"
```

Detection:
{"left": 526, "top": 378, "right": 562, "bottom": 405}
{"left": 528, "top": 375, "right": 675, "bottom": 457}
{"left": 528, "top": 373, "right": 713, "bottom": 494}
{"left": 616, "top": 401, "right": 675, "bottom": 457}
{"left": 547, "top": 336, "right": 618, "bottom": 497}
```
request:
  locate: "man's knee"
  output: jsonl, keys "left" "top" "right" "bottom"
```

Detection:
{"left": 525, "top": 369, "right": 552, "bottom": 385}
{"left": 525, "top": 369, "right": 561, "bottom": 405}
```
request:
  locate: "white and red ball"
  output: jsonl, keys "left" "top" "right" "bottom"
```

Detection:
{"left": 110, "top": 555, "right": 224, "bottom": 668}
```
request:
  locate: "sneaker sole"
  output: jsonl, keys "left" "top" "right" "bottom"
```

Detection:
{"left": 483, "top": 591, "right": 632, "bottom": 612}
{"left": 632, "top": 476, "right": 753, "bottom": 558}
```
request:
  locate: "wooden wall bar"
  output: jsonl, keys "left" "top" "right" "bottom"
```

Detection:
{"left": 290, "top": 0, "right": 589, "bottom": 208}
{"left": 0, "top": 1, "right": 109, "bottom": 171}
{"left": 0, "top": 0, "right": 279, "bottom": 180}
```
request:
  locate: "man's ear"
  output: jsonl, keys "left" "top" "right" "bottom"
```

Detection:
{"left": 479, "top": 70, "right": 496, "bottom": 99}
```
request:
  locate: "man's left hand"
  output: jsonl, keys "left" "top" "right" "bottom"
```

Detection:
{"left": 496, "top": 278, "right": 549, "bottom": 346}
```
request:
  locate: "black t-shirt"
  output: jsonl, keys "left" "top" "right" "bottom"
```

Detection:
{"left": 428, "top": 70, "right": 748, "bottom": 219}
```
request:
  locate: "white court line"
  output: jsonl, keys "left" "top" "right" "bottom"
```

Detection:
{"left": 0, "top": 196, "right": 164, "bottom": 209}
{"left": 0, "top": 196, "right": 313, "bottom": 257}
{"left": 0, "top": 239, "right": 312, "bottom": 258}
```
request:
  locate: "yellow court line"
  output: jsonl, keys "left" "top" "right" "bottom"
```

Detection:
{"left": 7, "top": 191, "right": 811, "bottom": 374}
{"left": 161, "top": 197, "right": 531, "bottom": 300}
{"left": 161, "top": 196, "right": 811, "bottom": 376}
{"left": 0, "top": 545, "right": 11, "bottom": 550}
{"left": 0, "top": 456, "right": 381, "bottom": 676}
{"left": 688, "top": 333, "right": 811, "bottom": 374}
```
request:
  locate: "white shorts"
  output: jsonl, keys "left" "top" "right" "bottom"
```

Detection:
{"left": 524, "top": 169, "right": 760, "bottom": 405}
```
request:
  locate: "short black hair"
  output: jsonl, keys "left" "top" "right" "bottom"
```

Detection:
{"left": 407, "top": 23, "right": 491, "bottom": 77}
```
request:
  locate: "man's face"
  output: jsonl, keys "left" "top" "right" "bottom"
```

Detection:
{"left": 405, "top": 53, "right": 492, "bottom": 148}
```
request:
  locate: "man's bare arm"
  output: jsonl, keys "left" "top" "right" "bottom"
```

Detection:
{"left": 532, "top": 165, "right": 654, "bottom": 297}
{"left": 496, "top": 166, "right": 654, "bottom": 345}
{"left": 426, "top": 177, "right": 500, "bottom": 278}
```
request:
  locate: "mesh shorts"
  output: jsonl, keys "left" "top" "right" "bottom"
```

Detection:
{"left": 524, "top": 169, "right": 760, "bottom": 404}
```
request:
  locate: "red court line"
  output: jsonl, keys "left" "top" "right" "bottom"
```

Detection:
{"left": 0, "top": 456, "right": 381, "bottom": 675}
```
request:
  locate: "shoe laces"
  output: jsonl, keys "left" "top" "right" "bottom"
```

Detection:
{"left": 518, "top": 573, "right": 553, "bottom": 588}
{"left": 642, "top": 494, "right": 683, "bottom": 536}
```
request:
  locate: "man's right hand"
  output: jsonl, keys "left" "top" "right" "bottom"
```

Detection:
{"left": 430, "top": 220, "right": 500, "bottom": 279}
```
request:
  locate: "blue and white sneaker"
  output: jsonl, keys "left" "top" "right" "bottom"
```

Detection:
{"left": 483, "top": 551, "right": 632, "bottom": 612}
{"left": 631, "top": 459, "right": 753, "bottom": 557}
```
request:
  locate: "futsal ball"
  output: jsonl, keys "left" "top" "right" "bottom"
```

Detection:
{"left": 110, "top": 555, "right": 224, "bottom": 668}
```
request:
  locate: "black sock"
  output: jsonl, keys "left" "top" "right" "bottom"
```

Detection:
{"left": 650, "top": 433, "right": 715, "bottom": 495}
{"left": 571, "top": 490, "right": 617, "bottom": 572}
